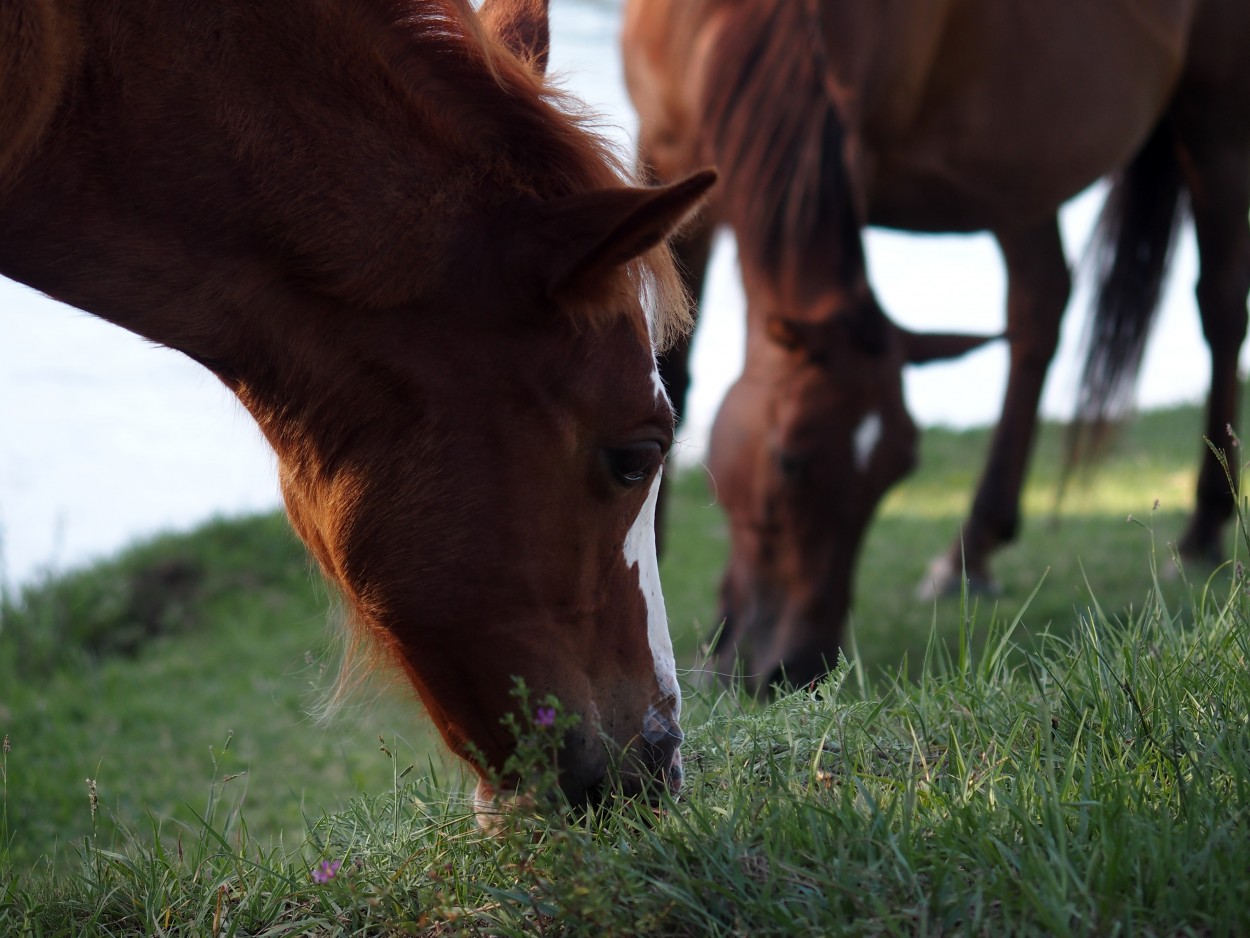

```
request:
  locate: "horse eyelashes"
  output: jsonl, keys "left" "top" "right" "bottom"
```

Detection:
{"left": 605, "top": 443, "right": 664, "bottom": 486}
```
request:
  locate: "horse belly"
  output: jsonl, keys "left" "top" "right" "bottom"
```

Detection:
{"left": 859, "top": 1, "right": 1193, "bottom": 232}
{"left": 863, "top": 138, "right": 1125, "bottom": 233}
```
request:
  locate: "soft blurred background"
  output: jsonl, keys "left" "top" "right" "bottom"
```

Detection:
{"left": 0, "top": 0, "right": 1233, "bottom": 592}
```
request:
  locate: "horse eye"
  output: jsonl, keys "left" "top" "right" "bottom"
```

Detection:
{"left": 605, "top": 443, "right": 664, "bottom": 487}
{"left": 778, "top": 451, "right": 806, "bottom": 481}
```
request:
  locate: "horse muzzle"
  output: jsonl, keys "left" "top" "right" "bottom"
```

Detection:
{"left": 639, "top": 704, "right": 685, "bottom": 795}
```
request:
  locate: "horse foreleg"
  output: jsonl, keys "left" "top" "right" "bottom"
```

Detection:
{"left": 919, "top": 218, "right": 1070, "bottom": 599}
{"left": 1174, "top": 137, "right": 1250, "bottom": 563}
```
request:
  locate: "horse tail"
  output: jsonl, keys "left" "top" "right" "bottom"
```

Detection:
{"left": 1065, "top": 119, "right": 1188, "bottom": 468}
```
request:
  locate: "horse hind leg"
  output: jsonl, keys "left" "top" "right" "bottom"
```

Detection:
{"left": 1172, "top": 129, "right": 1250, "bottom": 563}
{"left": 919, "top": 218, "right": 1070, "bottom": 600}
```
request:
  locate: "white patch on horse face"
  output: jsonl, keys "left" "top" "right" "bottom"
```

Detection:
{"left": 622, "top": 472, "right": 681, "bottom": 717}
{"left": 853, "top": 412, "right": 882, "bottom": 472}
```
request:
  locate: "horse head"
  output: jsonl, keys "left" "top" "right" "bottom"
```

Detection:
{"left": 287, "top": 171, "right": 715, "bottom": 814}
{"left": 267, "top": 4, "right": 718, "bottom": 815}
{"left": 0, "top": 0, "right": 715, "bottom": 817}
{"left": 707, "top": 285, "right": 993, "bottom": 693}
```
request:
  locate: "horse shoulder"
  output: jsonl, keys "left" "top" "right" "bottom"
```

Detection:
{"left": 0, "top": 0, "right": 79, "bottom": 189}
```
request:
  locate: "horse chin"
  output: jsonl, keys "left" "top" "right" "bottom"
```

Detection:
{"left": 469, "top": 774, "right": 605, "bottom": 834}
{"left": 468, "top": 738, "right": 610, "bottom": 833}
{"left": 472, "top": 780, "right": 511, "bottom": 834}
{"left": 469, "top": 779, "right": 589, "bottom": 834}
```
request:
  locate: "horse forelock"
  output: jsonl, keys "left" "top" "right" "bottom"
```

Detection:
{"left": 699, "top": 0, "right": 865, "bottom": 298}
{"left": 558, "top": 246, "right": 689, "bottom": 354}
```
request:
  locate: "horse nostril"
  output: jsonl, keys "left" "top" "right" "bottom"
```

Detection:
{"left": 640, "top": 705, "right": 685, "bottom": 795}
{"left": 642, "top": 707, "right": 684, "bottom": 749}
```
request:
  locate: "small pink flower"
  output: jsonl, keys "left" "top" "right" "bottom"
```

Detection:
{"left": 535, "top": 706, "right": 557, "bottom": 728}
{"left": 312, "top": 859, "right": 342, "bottom": 884}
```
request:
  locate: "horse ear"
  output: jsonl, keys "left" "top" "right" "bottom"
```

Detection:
{"left": 899, "top": 326, "right": 1002, "bottom": 365}
{"left": 540, "top": 169, "right": 717, "bottom": 301}
{"left": 478, "top": 0, "right": 551, "bottom": 73}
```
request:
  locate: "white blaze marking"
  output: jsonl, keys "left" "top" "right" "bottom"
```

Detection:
{"left": 621, "top": 359, "right": 680, "bottom": 722}
{"left": 853, "top": 412, "right": 882, "bottom": 472}
{"left": 623, "top": 472, "right": 681, "bottom": 716}
{"left": 625, "top": 370, "right": 685, "bottom": 725}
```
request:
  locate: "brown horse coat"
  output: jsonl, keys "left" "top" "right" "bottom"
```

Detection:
{"left": 2, "top": 0, "right": 715, "bottom": 811}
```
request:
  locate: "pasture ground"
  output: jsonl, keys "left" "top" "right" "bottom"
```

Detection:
{"left": 2, "top": 402, "right": 1248, "bottom": 934}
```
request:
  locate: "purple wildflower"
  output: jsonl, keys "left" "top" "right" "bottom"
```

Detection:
{"left": 535, "top": 706, "right": 557, "bottom": 728}
{"left": 312, "top": 859, "right": 342, "bottom": 884}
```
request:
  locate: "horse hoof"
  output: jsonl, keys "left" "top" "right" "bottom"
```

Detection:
{"left": 915, "top": 554, "right": 1000, "bottom": 601}
{"left": 1170, "top": 537, "right": 1223, "bottom": 583}
{"left": 916, "top": 554, "right": 959, "bottom": 600}
{"left": 1178, "top": 536, "right": 1224, "bottom": 569}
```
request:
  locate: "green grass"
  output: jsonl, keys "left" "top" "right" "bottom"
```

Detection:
{"left": 0, "top": 515, "right": 445, "bottom": 876}
{"left": 2, "top": 402, "right": 1248, "bottom": 934}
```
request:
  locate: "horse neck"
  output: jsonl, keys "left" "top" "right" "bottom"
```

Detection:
{"left": 701, "top": 0, "right": 870, "bottom": 322}
{"left": 0, "top": 0, "right": 606, "bottom": 363}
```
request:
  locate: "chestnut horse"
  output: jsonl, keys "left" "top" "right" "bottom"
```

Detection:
{"left": 0, "top": 0, "right": 715, "bottom": 812}
{"left": 624, "top": 0, "right": 1250, "bottom": 691}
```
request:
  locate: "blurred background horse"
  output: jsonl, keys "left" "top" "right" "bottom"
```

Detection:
{"left": 624, "top": 0, "right": 1250, "bottom": 691}
{"left": 1, "top": 0, "right": 713, "bottom": 811}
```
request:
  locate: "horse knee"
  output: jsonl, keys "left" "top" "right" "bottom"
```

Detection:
{"left": 1195, "top": 266, "right": 1250, "bottom": 348}
{"left": 1004, "top": 257, "right": 1069, "bottom": 369}
{"left": 1008, "top": 310, "right": 1063, "bottom": 372}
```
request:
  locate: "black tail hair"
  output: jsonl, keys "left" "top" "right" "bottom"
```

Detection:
{"left": 1065, "top": 119, "right": 1188, "bottom": 472}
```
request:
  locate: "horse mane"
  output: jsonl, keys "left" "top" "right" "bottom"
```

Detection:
{"left": 315, "top": 0, "right": 689, "bottom": 346}
{"left": 1062, "top": 117, "right": 1187, "bottom": 478}
{"left": 698, "top": 0, "right": 865, "bottom": 297}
